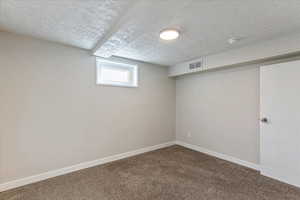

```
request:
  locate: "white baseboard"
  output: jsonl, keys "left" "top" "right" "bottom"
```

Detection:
{"left": 175, "top": 141, "right": 260, "bottom": 171}
{"left": 261, "top": 167, "right": 300, "bottom": 188}
{"left": 0, "top": 141, "right": 175, "bottom": 192}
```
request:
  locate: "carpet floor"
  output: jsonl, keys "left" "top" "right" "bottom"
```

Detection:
{"left": 1, "top": 145, "right": 300, "bottom": 200}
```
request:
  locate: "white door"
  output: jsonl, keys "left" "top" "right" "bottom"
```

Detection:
{"left": 260, "top": 60, "right": 300, "bottom": 187}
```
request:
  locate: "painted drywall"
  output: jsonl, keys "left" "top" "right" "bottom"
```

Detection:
{"left": 169, "top": 32, "right": 300, "bottom": 77}
{"left": 176, "top": 65, "right": 260, "bottom": 164}
{"left": 0, "top": 32, "right": 175, "bottom": 184}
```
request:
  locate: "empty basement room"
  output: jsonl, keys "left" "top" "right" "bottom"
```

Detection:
{"left": 1, "top": 0, "right": 300, "bottom": 199}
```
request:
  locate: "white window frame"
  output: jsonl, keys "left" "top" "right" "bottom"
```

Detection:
{"left": 96, "top": 59, "right": 138, "bottom": 88}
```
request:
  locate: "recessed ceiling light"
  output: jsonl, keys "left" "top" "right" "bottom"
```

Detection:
{"left": 160, "top": 29, "right": 180, "bottom": 41}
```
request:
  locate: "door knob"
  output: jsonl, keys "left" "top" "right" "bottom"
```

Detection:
{"left": 260, "top": 118, "right": 269, "bottom": 123}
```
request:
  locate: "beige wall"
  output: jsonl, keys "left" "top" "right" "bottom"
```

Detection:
{"left": 176, "top": 65, "right": 260, "bottom": 164}
{"left": 0, "top": 32, "right": 175, "bottom": 183}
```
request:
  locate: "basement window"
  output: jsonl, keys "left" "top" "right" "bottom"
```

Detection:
{"left": 96, "top": 59, "right": 138, "bottom": 88}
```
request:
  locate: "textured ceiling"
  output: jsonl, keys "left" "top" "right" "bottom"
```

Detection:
{"left": 1, "top": 0, "right": 300, "bottom": 66}
{"left": 0, "top": 0, "right": 133, "bottom": 49}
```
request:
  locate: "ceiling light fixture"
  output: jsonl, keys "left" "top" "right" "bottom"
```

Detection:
{"left": 160, "top": 29, "right": 180, "bottom": 41}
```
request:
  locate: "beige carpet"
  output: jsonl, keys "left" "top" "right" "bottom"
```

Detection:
{"left": 1, "top": 145, "right": 300, "bottom": 200}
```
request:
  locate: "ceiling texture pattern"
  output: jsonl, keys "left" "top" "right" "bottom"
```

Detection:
{"left": 0, "top": 0, "right": 133, "bottom": 49}
{"left": 1, "top": 0, "right": 300, "bottom": 66}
